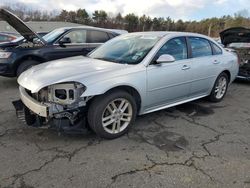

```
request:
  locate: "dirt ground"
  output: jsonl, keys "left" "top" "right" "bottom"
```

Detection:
{"left": 0, "top": 77, "right": 250, "bottom": 188}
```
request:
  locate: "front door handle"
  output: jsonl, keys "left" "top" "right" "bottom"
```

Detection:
{"left": 182, "top": 65, "right": 190, "bottom": 70}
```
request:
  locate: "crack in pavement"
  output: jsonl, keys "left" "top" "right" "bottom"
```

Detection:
{"left": 3, "top": 139, "right": 101, "bottom": 187}
{"left": 180, "top": 115, "right": 221, "bottom": 134}
{"left": 0, "top": 127, "right": 23, "bottom": 138}
{"left": 201, "top": 133, "right": 225, "bottom": 156}
{"left": 107, "top": 154, "right": 216, "bottom": 188}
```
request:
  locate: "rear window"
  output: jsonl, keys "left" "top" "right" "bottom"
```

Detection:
{"left": 88, "top": 30, "right": 110, "bottom": 43}
{"left": 189, "top": 37, "right": 212, "bottom": 58}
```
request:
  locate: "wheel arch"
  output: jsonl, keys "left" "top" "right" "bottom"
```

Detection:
{"left": 221, "top": 70, "right": 231, "bottom": 83}
{"left": 14, "top": 55, "right": 46, "bottom": 74}
{"left": 88, "top": 85, "right": 142, "bottom": 114}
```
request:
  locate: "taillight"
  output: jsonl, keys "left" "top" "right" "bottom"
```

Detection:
{"left": 236, "top": 53, "right": 241, "bottom": 65}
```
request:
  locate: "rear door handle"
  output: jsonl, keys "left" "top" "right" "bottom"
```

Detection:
{"left": 213, "top": 60, "right": 220, "bottom": 64}
{"left": 182, "top": 65, "right": 191, "bottom": 70}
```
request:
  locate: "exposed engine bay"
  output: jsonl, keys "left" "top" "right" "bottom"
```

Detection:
{"left": 18, "top": 41, "right": 44, "bottom": 48}
{"left": 13, "top": 82, "right": 93, "bottom": 133}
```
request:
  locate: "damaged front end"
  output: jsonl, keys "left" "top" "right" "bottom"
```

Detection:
{"left": 13, "top": 82, "right": 93, "bottom": 134}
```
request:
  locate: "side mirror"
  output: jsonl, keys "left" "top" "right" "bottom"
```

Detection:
{"left": 59, "top": 37, "right": 71, "bottom": 45}
{"left": 156, "top": 54, "right": 175, "bottom": 64}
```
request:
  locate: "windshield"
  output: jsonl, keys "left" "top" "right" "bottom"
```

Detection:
{"left": 89, "top": 34, "right": 161, "bottom": 64}
{"left": 43, "top": 28, "right": 66, "bottom": 43}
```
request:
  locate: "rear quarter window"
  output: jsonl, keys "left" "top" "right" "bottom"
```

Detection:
{"left": 211, "top": 42, "right": 223, "bottom": 55}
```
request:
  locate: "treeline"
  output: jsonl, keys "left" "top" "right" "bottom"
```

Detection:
{"left": 1, "top": 3, "right": 250, "bottom": 37}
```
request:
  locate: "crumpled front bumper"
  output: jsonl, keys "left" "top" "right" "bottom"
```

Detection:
{"left": 13, "top": 87, "right": 89, "bottom": 134}
{"left": 19, "top": 86, "right": 49, "bottom": 117}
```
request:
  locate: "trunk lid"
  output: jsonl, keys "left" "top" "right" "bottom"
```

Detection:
{"left": 220, "top": 27, "right": 250, "bottom": 46}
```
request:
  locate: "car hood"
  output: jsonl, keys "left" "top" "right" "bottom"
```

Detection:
{"left": 18, "top": 56, "right": 130, "bottom": 93}
{"left": 0, "top": 9, "right": 46, "bottom": 45}
{"left": 220, "top": 27, "right": 250, "bottom": 46}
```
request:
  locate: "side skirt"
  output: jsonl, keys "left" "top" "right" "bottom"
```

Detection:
{"left": 141, "top": 94, "right": 208, "bottom": 115}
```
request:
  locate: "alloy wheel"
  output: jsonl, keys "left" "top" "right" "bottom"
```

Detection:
{"left": 215, "top": 76, "right": 227, "bottom": 99}
{"left": 102, "top": 98, "right": 133, "bottom": 134}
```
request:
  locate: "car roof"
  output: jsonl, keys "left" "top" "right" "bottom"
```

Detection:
{"left": 129, "top": 31, "right": 210, "bottom": 38}
{"left": 58, "top": 26, "right": 128, "bottom": 35}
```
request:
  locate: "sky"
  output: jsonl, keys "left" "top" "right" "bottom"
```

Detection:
{"left": 0, "top": 0, "right": 249, "bottom": 20}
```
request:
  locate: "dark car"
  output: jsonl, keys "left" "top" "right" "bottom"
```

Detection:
{"left": 0, "top": 9, "right": 127, "bottom": 77}
{"left": 220, "top": 27, "right": 250, "bottom": 80}
{"left": 0, "top": 32, "right": 19, "bottom": 43}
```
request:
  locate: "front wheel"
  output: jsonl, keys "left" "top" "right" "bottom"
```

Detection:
{"left": 88, "top": 90, "right": 137, "bottom": 139}
{"left": 208, "top": 72, "right": 229, "bottom": 102}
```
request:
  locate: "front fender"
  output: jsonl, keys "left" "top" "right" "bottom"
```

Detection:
{"left": 81, "top": 71, "right": 147, "bottom": 112}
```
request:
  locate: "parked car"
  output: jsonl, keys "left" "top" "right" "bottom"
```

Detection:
{"left": 0, "top": 8, "right": 127, "bottom": 77}
{"left": 220, "top": 27, "right": 250, "bottom": 80}
{"left": 14, "top": 32, "right": 239, "bottom": 139}
{"left": 0, "top": 32, "right": 19, "bottom": 43}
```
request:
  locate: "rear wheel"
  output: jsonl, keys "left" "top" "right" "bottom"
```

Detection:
{"left": 16, "top": 60, "right": 39, "bottom": 77}
{"left": 208, "top": 72, "right": 229, "bottom": 102}
{"left": 88, "top": 90, "right": 137, "bottom": 139}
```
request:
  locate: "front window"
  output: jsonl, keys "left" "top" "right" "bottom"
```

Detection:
{"left": 43, "top": 28, "right": 66, "bottom": 43}
{"left": 155, "top": 37, "right": 188, "bottom": 61}
{"left": 62, "top": 30, "right": 87, "bottom": 43}
{"left": 89, "top": 34, "right": 161, "bottom": 64}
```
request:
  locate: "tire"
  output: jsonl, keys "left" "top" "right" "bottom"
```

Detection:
{"left": 16, "top": 60, "right": 39, "bottom": 77}
{"left": 208, "top": 72, "right": 229, "bottom": 102}
{"left": 88, "top": 90, "right": 137, "bottom": 139}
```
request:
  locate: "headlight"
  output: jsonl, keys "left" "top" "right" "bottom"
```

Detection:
{"left": 0, "top": 52, "right": 12, "bottom": 59}
{"left": 47, "top": 82, "right": 86, "bottom": 105}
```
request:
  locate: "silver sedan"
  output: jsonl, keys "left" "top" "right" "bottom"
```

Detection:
{"left": 17, "top": 32, "right": 239, "bottom": 139}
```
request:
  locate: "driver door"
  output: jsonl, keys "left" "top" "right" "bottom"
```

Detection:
{"left": 145, "top": 37, "right": 192, "bottom": 110}
{"left": 47, "top": 29, "right": 90, "bottom": 60}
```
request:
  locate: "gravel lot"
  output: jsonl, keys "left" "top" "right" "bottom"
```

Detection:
{"left": 0, "top": 76, "right": 250, "bottom": 188}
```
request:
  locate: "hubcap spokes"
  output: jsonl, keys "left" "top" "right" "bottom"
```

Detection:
{"left": 102, "top": 98, "right": 133, "bottom": 134}
{"left": 215, "top": 77, "right": 227, "bottom": 99}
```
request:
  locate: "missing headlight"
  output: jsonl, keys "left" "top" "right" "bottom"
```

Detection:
{"left": 47, "top": 82, "right": 86, "bottom": 106}
{"left": 69, "top": 89, "right": 74, "bottom": 100}
{"left": 55, "top": 89, "right": 67, "bottom": 100}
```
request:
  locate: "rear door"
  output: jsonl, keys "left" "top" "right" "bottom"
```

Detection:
{"left": 187, "top": 37, "right": 221, "bottom": 97}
